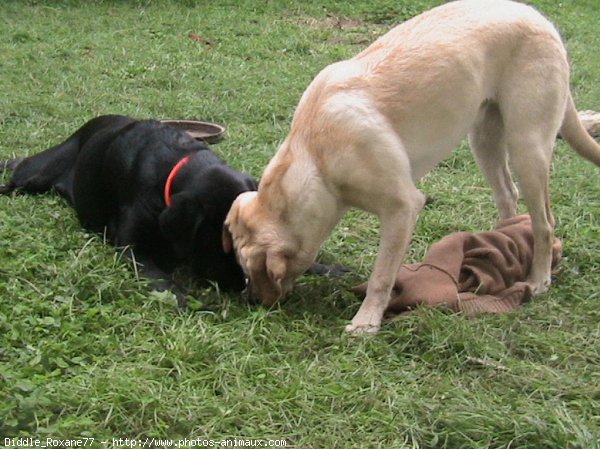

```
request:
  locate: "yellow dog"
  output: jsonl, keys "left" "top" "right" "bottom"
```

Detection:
{"left": 224, "top": 0, "right": 600, "bottom": 333}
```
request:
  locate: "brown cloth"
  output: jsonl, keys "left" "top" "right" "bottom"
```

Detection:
{"left": 352, "top": 215, "right": 562, "bottom": 317}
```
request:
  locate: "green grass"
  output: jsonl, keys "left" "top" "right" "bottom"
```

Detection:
{"left": 1, "top": 0, "right": 599, "bottom": 447}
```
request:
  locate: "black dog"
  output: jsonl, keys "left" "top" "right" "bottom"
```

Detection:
{"left": 1, "top": 115, "right": 257, "bottom": 302}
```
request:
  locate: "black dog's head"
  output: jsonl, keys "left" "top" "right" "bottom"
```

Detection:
{"left": 158, "top": 164, "right": 257, "bottom": 291}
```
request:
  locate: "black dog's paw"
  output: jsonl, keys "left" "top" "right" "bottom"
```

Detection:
{"left": 149, "top": 278, "right": 189, "bottom": 310}
{"left": 0, "top": 184, "right": 15, "bottom": 195}
{"left": 174, "top": 289, "right": 189, "bottom": 310}
{"left": 306, "top": 262, "right": 351, "bottom": 277}
{"left": 0, "top": 159, "right": 20, "bottom": 195}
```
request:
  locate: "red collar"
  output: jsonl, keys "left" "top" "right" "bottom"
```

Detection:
{"left": 164, "top": 155, "right": 192, "bottom": 207}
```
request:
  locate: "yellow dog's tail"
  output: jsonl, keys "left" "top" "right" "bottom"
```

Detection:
{"left": 560, "top": 94, "right": 600, "bottom": 166}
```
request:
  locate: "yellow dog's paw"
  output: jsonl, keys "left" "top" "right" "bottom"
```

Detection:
{"left": 344, "top": 322, "right": 380, "bottom": 335}
{"left": 527, "top": 275, "right": 551, "bottom": 296}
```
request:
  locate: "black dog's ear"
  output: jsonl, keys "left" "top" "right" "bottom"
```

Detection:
{"left": 159, "top": 193, "right": 205, "bottom": 257}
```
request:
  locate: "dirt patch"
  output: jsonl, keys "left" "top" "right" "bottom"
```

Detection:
{"left": 294, "top": 16, "right": 386, "bottom": 46}
{"left": 301, "top": 17, "right": 373, "bottom": 30}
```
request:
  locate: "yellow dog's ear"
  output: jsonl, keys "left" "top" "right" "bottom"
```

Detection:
{"left": 222, "top": 223, "right": 233, "bottom": 254}
{"left": 222, "top": 190, "right": 258, "bottom": 254}
{"left": 266, "top": 250, "right": 288, "bottom": 299}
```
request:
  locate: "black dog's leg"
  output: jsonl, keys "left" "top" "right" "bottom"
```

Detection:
{"left": 120, "top": 246, "right": 188, "bottom": 309}
{"left": 0, "top": 135, "right": 81, "bottom": 200}
{"left": 113, "top": 207, "right": 188, "bottom": 308}
{"left": 2, "top": 115, "right": 136, "bottom": 200}
{"left": 0, "top": 158, "right": 25, "bottom": 193}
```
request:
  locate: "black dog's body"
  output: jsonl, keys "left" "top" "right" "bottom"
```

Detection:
{"left": 1, "top": 115, "right": 257, "bottom": 295}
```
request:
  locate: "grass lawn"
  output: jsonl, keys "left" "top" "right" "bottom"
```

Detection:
{"left": 1, "top": 0, "right": 599, "bottom": 447}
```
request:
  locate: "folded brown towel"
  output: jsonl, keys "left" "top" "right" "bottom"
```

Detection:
{"left": 352, "top": 215, "right": 562, "bottom": 317}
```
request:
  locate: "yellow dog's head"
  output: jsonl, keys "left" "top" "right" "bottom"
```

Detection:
{"left": 223, "top": 191, "right": 309, "bottom": 306}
